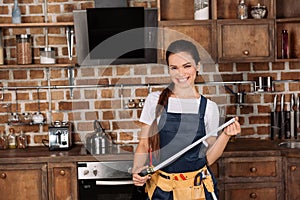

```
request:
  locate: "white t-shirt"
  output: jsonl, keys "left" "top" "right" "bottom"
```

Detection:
{"left": 139, "top": 91, "right": 220, "bottom": 137}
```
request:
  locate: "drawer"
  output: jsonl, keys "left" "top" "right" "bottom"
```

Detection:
{"left": 224, "top": 182, "right": 283, "bottom": 200}
{"left": 223, "top": 157, "right": 282, "bottom": 182}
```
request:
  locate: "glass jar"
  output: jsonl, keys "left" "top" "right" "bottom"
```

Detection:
{"left": 16, "top": 34, "right": 32, "bottom": 64}
{"left": 0, "top": 131, "right": 8, "bottom": 150}
{"left": 237, "top": 0, "right": 248, "bottom": 19}
{"left": 40, "top": 47, "right": 55, "bottom": 64}
{"left": 8, "top": 128, "right": 17, "bottom": 149}
{"left": 17, "top": 131, "right": 27, "bottom": 149}
{"left": 194, "top": 0, "right": 209, "bottom": 20}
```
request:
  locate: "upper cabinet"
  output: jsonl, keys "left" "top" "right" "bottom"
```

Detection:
{"left": 216, "top": 0, "right": 275, "bottom": 63}
{"left": 275, "top": 0, "right": 300, "bottom": 62}
{"left": 157, "top": 0, "right": 300, "bottom": 63}
{"left": 157, "top": 0, "right": 218, "bottom": 64}
{"left": 217, "top": 19, "right": 274, "bottom": 63}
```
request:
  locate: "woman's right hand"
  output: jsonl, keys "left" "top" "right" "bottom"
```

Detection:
{"left": 132, "top": 166, "right": 151, "bottom": 186}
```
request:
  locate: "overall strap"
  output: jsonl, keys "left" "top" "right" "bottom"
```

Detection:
{"left": 199, "top": 95, "right": 207, "bottom": 120}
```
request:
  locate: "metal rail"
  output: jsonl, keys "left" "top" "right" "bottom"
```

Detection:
{"left": 0, "top": 81, "right": 256, "bottom": 91}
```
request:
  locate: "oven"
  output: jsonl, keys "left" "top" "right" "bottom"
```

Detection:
{"left": 77, "top": 161, "right": 147, "bottom": 200}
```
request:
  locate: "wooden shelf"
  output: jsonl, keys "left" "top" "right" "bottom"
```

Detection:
{"left": 0, "top": 22, "right": 74, "bottom": 28}
{"left": 276, "top": 18, "right": 300, "bottom": 23}
{"left": 0, "top": 63, "right": 78, "bottom": 69}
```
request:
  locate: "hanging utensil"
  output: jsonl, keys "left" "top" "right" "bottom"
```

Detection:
{"left": 279, "top": 94, "right": 285, "bottom": 139}
{"left": 290, "top": 94, "right": 295, "bottom": 139}
{"left": 66, "top": 26, "right": 74, "bottom": 60}
{"left": 270, "top": 94, "right": 279, "bottom": 140}
{"left": 32, "top": 88, "right": 44, "bottom": 124}
{"left": 296, "top": 95, "right": 300, "bottom": 139}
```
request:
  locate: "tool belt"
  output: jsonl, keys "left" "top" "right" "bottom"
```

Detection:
{"left": 146, "top": 166, "right": 214, "bottom": 200}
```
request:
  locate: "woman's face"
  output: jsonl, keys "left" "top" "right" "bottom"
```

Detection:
{"left": 168, "top": 52, "right": 199, "bottom": 89}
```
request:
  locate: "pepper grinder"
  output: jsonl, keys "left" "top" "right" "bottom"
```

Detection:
{"left": 237, "top": 0, "right": 248, "bottom": 19}
{"left": 281, "top": 30, "right": 289, "bottom": 59}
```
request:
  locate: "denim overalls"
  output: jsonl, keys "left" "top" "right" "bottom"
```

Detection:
{"left": 150, "top": 96, "right": 218, "bottom": 200}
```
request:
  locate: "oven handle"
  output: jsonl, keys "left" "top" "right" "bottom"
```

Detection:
{"left": 96, "top": 180, "right": 134, "bottom": 186}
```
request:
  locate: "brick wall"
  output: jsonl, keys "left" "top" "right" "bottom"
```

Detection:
{"left": 0, "top": 0, "right": 300, "bottom": 147}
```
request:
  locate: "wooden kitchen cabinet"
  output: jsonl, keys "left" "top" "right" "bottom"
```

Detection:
{"left": 0, "top": 163, "right": 48, "bottom": 200}
{"left": 275, "top": 0, "right": 300, "bottom": 62}
{"left": 284, "top": 157, "right": 300, "bottom": 200}
{"left": 158, "top": 20, "right": 217, "bottom": 63}
{"left": 156, "top": 0, "right": 300, "bottom": 63}
{"left": 217, "top": 19, "right": 275, "bottom": 63}
{"left": 48, "top": 162, "right": 78, "bottom": 200}
{"left": 221, "top": 156, "right": 283, "bottom": 200}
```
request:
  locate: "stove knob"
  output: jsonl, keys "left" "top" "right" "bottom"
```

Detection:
{"left": 83, "top": 170, "right": 89, "bottom": 176}
{"left": 93, "top": 169, "right": 97, "bottom": 176}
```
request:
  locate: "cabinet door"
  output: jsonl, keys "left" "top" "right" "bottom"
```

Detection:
{"left": 217, "top": 19, "right": 275, "bottom": 63}
{"left": 223, "top": 156, "right": 282, "bottom": 183}
{"left": 285, "top": 158, "right": 300, "bottom": 200}
{"left": 158, "top": 20, "right": 217, "bottom": 64}
{"left": 224, "top": 182, "right": 283, "bottom": 200}
{"left": 0, "top": 163, "right": 48, "bottom": 200}
{"left": 48, "top": 162, "right": 78, "bottom": 200}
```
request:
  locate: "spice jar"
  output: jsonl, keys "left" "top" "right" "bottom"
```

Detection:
{"left": 40, "top": 47, "right": 55, "bottom": 64}
{"left": 8, "top": 128, "right": 17, "bottom": 149}
{"left": 0, "top": 131, "right": 8, "bottom": 150}
{"left": 16, "top": 34, "right": 32, "bottom": 64}
{"left": 17, "top": 131, "right": 27, "bottom": 149}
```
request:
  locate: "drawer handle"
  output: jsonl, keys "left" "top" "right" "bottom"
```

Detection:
{"left": 0, "top": 172, "right": 6, "bottom": 179}
{"left": 59, "top": 170, "right": 66, "bottom": 176}
{"left": 243, "top": 50, "right": 249, "bottom": 55}
{"left": 250, "top": 167, "right": 257, "bottom": 173}
{"left": 291, "top": 165, "right": 297, "bottom": 171}
{"left": 250, "top": 192, "right": 257, "bottom": 199}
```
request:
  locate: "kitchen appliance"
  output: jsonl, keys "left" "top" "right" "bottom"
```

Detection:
{"left": 78, "top": 161, "right": 146, "bottom": 200}
{"left": 73, "top": 7, "right": 158, "bottom": 65}
{"left": 48, "top": 121, "right": 72, "bottom": 150}
{"left": 85, "top": 120, "right": 112, "bottom": 154}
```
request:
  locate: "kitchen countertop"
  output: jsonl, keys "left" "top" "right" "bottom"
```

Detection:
{"left": 0, "top": 139, "right": 299, "bottom": 164}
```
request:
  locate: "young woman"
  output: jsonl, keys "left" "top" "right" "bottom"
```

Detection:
{"left": 132, "top": 40, "right": 241, "bottom": 200}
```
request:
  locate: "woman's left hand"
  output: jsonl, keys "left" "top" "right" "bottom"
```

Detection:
{"left": 223, "top": 117, "right": 241, "bottom": 137}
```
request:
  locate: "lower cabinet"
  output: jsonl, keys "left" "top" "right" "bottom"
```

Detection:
{"left": 0, "top": 162, "right": 77, "bottom": 200}
{"left": 48, "top": 162, "right": 78, "bottom": 200}
{"left": 224, "top": 182, "right": 282, "bottom": 199}
{"left": 0, "top": 163, "right": 48, "bottom": 200}
{"left": 285, "top": 157, "right": 300, "bottom": 200}
{"left": 219, "top": 156, "right": 283, "bottom": 200}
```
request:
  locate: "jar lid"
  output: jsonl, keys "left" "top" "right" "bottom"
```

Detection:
{"left": 16, "top": 34, "right": 31, "bottom": 39}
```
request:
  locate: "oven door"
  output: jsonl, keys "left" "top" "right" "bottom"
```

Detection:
{"left": 79, "top": 179, "right": 147, "bottom": 200}
{"left": 78, "top": 161, "right": 147, "bottom": 200}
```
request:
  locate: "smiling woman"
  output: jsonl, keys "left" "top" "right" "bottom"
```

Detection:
{"left": 132, "top": 39, "right": 241, "bottom": 200}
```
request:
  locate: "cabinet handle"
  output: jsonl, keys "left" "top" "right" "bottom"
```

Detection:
{"left": 250, "top": 167, "right": 257, "bottom": 173}
{"left": 250, "top": 192, "right": 257, "bottom": 199}
{"left": 59, "top": 170, "right": 66, "bottom": 176}
{"left": 291, "top": 165, "right": 297, "bottom": 171}
{"left": 0, "top": 172, "right": 6, "bottom": 179}
{"left": 243, "top": 50, "right": 249, "bottom": 55}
